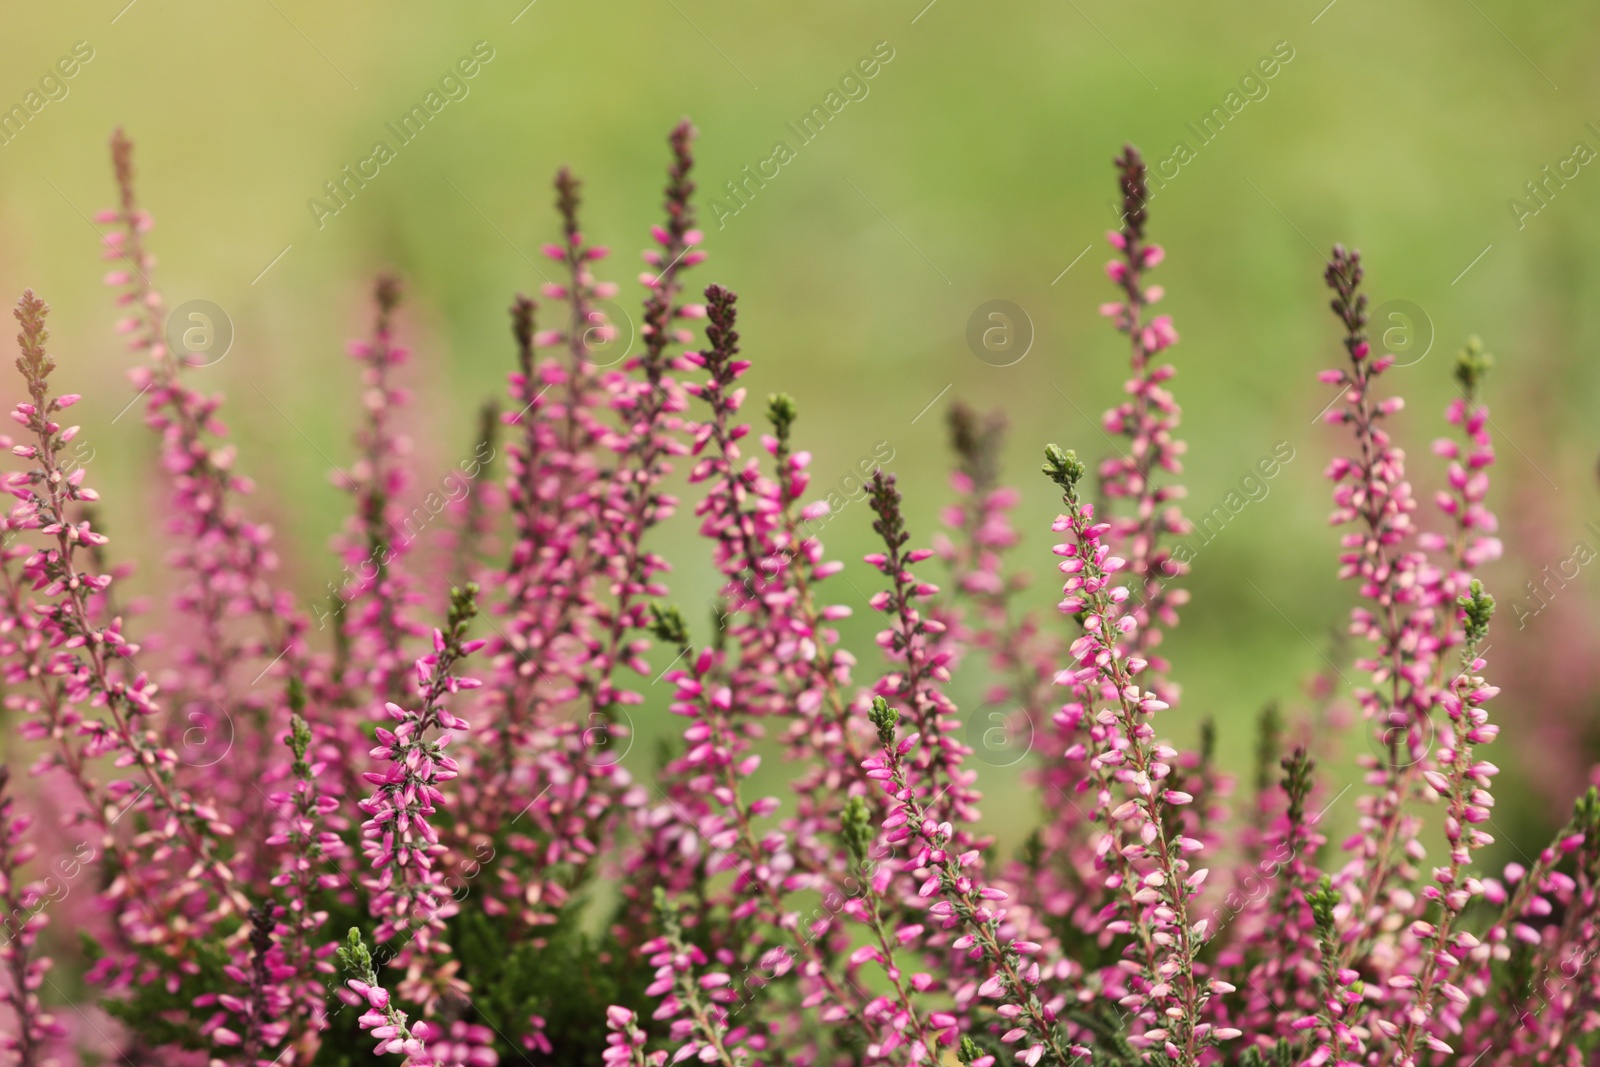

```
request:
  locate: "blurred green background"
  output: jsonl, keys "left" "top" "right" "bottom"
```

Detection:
{"left": 2, "top": 0, "right": 1598, "bottom": 860}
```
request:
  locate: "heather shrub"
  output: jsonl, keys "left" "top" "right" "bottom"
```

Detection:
{"left": 0, "top": 123, "right": 1596, "bottom": 1067}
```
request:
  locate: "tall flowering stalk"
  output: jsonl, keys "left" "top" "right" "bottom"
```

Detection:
{"left": 101, "top": 129, "right": 308, "bottom": 752}
{"left": 339, "top": 928, "right": 436, "bottom": 1063}
{"left": 8, "top": 289, "right": 248, "bottom": 927}
{"left": 264, "top": 696, "right": 353, "bottom": 1059}
{"left": 1389, "top": 581, "right": 1500, "bottom": 1063}
{"left": 581, "top": 119, "right": 702, "bottom": 719}
{"left": 760, "top": 395, "right": 876, "bottom": 887}
{"left": 1097, "top": 146, "right": 1190, "bottom": 702}
{"left": 1320, "top": 245, "right": 1444, "bottom": 963}
{"left": 479, "top": 166, "right": 622, "bottom": 872}
{"left": 1424, "top": 338, "right": 1501, "bottom": 666}
{"left": 1041, "top": 445, "right": 1223, "bottom": 1064}
{"left": 641, "top": 888, "right": 749, "bottom": 1067}
{"left": 865, "top": 471, "right": 976, "bottom": 831}
{"left": 863, "top": 698, "right": 1065, "bottom": 1065}
{"left": 0, "top": 767, "right": 65, "bottom": 1067}
{"left": 334, "top": 274, "right": 425, "bottom": 707}
{"left": 651, "top": 286, "right": 872, "bottom": 1043}
{"left": 360, "top": 584, "right": 483, "bottom": 986}
{"left": 474, "top": 132, "right": 705, "bottom": 932}
{"left": 1220, "top": 745, "right": 1331, "bottom": 1043}
{"left": 837, "top": 793, "right": 946, "bottom": 1064}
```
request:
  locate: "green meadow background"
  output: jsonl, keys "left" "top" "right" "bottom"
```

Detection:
{"left": 2, "top": 0, "right": 1598, "bottom": 863}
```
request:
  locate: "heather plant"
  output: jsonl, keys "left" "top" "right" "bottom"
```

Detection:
{"left": 0, "top": 122, "right": 1596, "bottom": 1067}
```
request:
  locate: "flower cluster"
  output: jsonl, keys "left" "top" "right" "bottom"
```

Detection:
{"left": 0, "top": 130, "right": 1594, "bottom": 1067}
{"left": 0, "top": 768, "right": 66, "bottom": 1065}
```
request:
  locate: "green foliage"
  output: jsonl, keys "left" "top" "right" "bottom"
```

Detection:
{"left": 1574, "top": 785, "right": 1600, "bottom": 841}
{"left": 1238, "top": 1040, "right": 1296, "bottom": 1067}
{"left": 448, "top": 581, "right": 481, "bottom": 636}
{"left": 288, "top": 713, "right": 313, "bottom": 774}
{"left": 1306, "top": 874, "right": 1338, "bottom": 935}
{"left": 649, "top": 603, "right": 691, "bottom": 653}
{"left": 452, "top": 905, "right": 657, "bottom": 1066}
{"left": 335, "top": 926, "right": 376, "bottom": 980}
{"left": 84, "top": 928, "right": 236, "bottom": 1054}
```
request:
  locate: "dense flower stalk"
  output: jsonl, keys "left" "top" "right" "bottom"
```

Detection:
{"left": 1042, "top": 446, "right": 1223, "bottom": 1065}
{"left": 1096, "top": 146, "right": 1190, "bottom": 702}
{"left": 863, "top": 698, "right": 1066, "bottom": 1065}
{"left": 334, "top": 274, "right": 426, "bottom": 707}
{"left": 1320, "top": 245, "right": 1440, "bottom": 961}
{"left": 643, "top": 887, "right": 751, "bottom": 1067}
{"left": 101, "top": 129, "right": 308, "bottom": 749}
{"left": 339, "top": 928, "right": 435, "bottom": 1063}
{"left": 1424, "top": 338, "right": 1502, "bottom": 665}
{"left": 636, "top": 289, "right": 895, "bottom": 1055}
{"left": 7, "top": 289, "right": 249, "bottom": 929}
{"left": 864, "top": 470, "right": 976, "bottom": 833}
{"left": 264, "top": 698, "right": 352, "bottom": 1059}
{"left": 767, "top": 395, "right": 873, "bottom": 884}
{"left": 1390, "top": 582, "right": 1500, "bottom": 1064}
{"left": 360, "top": 584, "right": 483, "bottom": 981}
{"left": 0, "top": 768, "right": 65, "bottom": 1067}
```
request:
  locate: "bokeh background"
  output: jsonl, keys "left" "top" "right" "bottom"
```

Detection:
{"left": 2, "top": 0, "right": 1598, "bottom": 869}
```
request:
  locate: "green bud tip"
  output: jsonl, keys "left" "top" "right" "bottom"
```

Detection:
{"left": 868, "top": 696, "right": 899, "bottom": 746}
{"left": 1458, "top": 578, "right": 1495, "bottom": 646}
{"left": 767, "top": 393, "right": 797, "bottom": 439}
{"left": 1454, "top": 336, "right": 1493, "bottom": 401}
{"left": 1042, "top": 444, "right": 1086, "bottom": 494}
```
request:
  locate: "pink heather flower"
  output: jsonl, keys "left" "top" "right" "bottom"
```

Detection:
{"left": 1041, "top": 443, "right": 1211, "bottom": 1059}
{"left": 1095, "top": 146, "right": 1191, "bottom": 707}
{"left": 641, "top": 286, "right": 870, "bottom": 1034}
{"left": 0, "top": 127, "right": 1594, "bottom": 1067}
{"left": 1321, "top": 246, "right": 1447, "bottom": 954}
{"left": 0, "top": 768, "right": 68, "bottom": 1064}
{"left": 864, "top": 470, "right": 978, "bottom": 834}
{"left": 339, "top": 930, "right": 434, "bottom": 1063}
{"left": 359, "top": 586, "right": 483, "bottom": 974}
{"left": 604, "top": 1005, "right": 667, "bottom": 1067}
{"left": 463, "top": 139, "right": 707, "bottom": 932}
{"left": 330, "top": 274, "right": 428, "bottom": 707}
{"left": 103, "top": 130, "right": 312, "bottom": 830}
{"left": 861, "top": 698, "right": 1069, "bottom": 1064}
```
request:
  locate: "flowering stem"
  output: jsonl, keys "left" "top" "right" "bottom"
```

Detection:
{"left": 1322, "top": 246, "right": 1435, "bottom": 964}
{"left": 865, "top": 699, "right": 1070, "bottom": 1067}
{"left": 1043, "top": 446, "right": 1213, "bottom": 1064}
{"left": 360, "top": 583, "right": 483, "bottom": 960}
{"left": 338, "top": 928, "right": 430, "bottom": 1061}
{"left": 1099, "top": 146, "right": 1188, "bottom": 678}
{"left": 8, "top": 290, "right": 248, "bottom": 918}
{"left": 649, "top": 889, "right": 742, "bottom": 1067}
